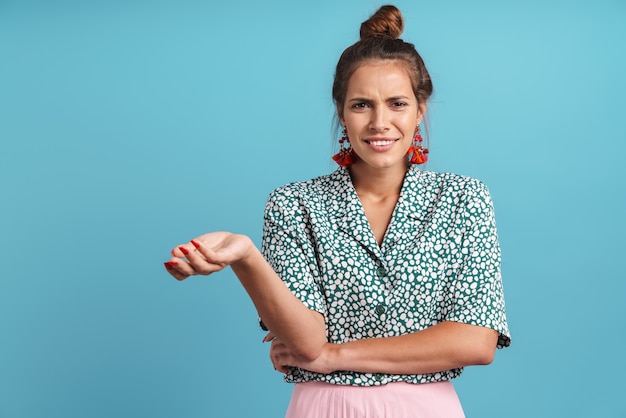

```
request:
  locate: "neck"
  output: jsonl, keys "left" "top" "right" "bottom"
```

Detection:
{"left": 348, "top": 162, "right": 409, "bottom": 198}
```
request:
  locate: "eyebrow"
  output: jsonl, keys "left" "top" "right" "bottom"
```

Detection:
{"left": 347, "top": 97, "right": 372, "bottom": 103}
{"left": 387, "top": 95, "right": 411, "bottom": 101}
{"left": 347, "top": 95, "right": 411, "bottom": 102}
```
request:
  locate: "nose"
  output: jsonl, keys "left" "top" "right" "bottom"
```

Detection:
{"left": 369, "top": 107, "right": 390, "bottom": 132}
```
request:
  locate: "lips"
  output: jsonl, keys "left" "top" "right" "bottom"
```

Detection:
{"left": 367, "top": 139, "right": 396, "bottom": 146}
{"left": 363, "top": 137, "right": 399, "bottom": 151}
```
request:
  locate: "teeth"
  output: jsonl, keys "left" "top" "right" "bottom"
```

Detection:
{"left": 369, "top": 140, "right": 394, "bottom": 146}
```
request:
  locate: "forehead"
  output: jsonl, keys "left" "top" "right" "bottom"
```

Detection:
{"left": 346, "top": 59, "right": 414, "bottom": 96}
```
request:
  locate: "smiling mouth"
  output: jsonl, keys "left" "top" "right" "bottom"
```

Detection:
{"left": 364, "top": 138, "right": 398, "bottom": 146}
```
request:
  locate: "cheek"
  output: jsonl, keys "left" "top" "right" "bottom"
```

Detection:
{"left": 343, "top": 115, "right": 363, "bottom": 135}
{"left": 403, "top": 115, "right": 419, "bottom": 134}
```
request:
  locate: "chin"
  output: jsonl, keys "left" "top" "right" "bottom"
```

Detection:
{"left": 357, "top": 158, "right": 408, "bottom": 171}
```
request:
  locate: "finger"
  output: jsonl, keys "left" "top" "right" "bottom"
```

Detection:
{"left": 171, "top": 243, "right": 194, "bottom": 258}
{"left": 179, "top": 244, "right": 224, "bottom": 275}
{"left": 270, "top": 339, "right": 285, "bottom": 353}
{"left": 270, "top": 360, "right": 287, "bottom": 373}
{"left": 269, "top": 350, "right": 290, "bottom": 374}
{"left": 163, "top": 260, "right": 190, "bottom": 281}
{"left": 276, "top": 364, "right": 289, "bottom": 374}
{"left": 165, "top": 257, "right": 207, "bottom": 278}
{"left": 272, "top": 353, "right": 291, "bottom": 374}
{"left": 170, "top": 234, "right": 216, "bottom": 258}
{"left": 188, "top": 239, "right": 228, "bottom": 267}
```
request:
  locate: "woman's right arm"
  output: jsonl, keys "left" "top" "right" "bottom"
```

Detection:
{"left": 165, "top": 231, "right": 326, "bottom": 362}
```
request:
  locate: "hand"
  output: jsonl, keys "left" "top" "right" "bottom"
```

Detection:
{"left": 268, "top": 337, "right": 336, "bottom": 375}
{"left": 163, "top": 232, "right": 253, "bottom": 281}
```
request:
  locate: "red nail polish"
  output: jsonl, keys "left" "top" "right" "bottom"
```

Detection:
{"left": 164, "top": 262, "right": 172, "bottom": 270}
{"left": 169, "top": 260, "right": 179, "bottom": 266}
{"left": 191, "top": 239, "right": 200, "bottom": 249}
{"left": 179, "top": 246, "right": 189, "bottom": 255}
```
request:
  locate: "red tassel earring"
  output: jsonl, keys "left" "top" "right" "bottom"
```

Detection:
{"left": 332, "top": 128, "right": 354, "bottom": 167}
{"left": 407, "top": 125, "right": 429, "bottom": 164}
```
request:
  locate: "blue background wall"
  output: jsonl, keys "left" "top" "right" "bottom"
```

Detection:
{"left": 1, "top": 0, "right": 624, "bottom": 417}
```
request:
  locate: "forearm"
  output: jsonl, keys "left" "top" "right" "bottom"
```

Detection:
{"left": 326, "top": 321, "right": 498, "bottom": 375}
{"left": 231, "top": 238, "right": 326, "bottom": 361}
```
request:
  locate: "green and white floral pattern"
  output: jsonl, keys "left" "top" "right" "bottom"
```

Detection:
{"left": 261, "top": 165, "right": 510, "bottom": 386}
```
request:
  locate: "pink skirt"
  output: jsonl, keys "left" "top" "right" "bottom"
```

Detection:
{"left": 285, "top": 381, "right": 465, "bottom": 418}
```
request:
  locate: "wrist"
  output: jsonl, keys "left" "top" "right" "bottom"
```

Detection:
{"left": 230, "top": 235, "right": 260, "bottom": 272}
{"left": 324, "top": 343, "right": 343, "bottom": 373}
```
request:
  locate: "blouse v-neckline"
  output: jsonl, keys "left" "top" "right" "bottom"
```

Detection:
{"left": 336, "top": 165, "right": 425, "bottom": 257}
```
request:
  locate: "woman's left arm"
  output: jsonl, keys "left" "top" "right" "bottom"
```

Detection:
{"left": 270, "top": 321, "right": 497, "bottom": 375}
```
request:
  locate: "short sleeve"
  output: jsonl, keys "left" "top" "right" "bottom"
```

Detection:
{"left": 261, "top": 188, "right": 326, "bottom": 314}
{"left": 445, "top": 180, "right": 511, "bottom": 348}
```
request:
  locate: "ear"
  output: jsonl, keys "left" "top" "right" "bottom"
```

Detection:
{"left": 336, "top": 105, "right": 345, "bottom": 125}
{"left": 417, "top": 102, "right": 427, "bottom": 124}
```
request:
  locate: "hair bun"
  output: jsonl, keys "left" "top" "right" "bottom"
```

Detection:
{"left": 359, "top": 5, "right": 404, "bottom": 40}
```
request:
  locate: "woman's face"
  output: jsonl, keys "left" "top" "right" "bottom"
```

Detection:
{"left": 340, "top": 60, "right": 424, "bottom": 172}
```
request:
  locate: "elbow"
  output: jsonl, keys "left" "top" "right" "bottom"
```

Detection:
{"left": 292, "top": 340, "right": 326, "bottom": 363}
{"left": 466, "top": 334, "right": 497, "bottom": 366}
{"left": 292, "top": 313, "right": 327, "bottom": 362}
{"left": 295, "top": 349, "right": 322, "bottom": 363}
{"left": 472, "top": 346, "right": 496, "bottom": 365}
{"left": 460, "top": 326, "right": 498, "bottom": 366}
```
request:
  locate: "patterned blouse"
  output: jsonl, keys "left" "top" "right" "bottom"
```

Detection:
{"left": 261, "top": 165, "right": 511, "bottom": 386}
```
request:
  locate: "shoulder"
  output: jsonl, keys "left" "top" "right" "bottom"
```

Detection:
{"left": 406, "top": 168, "right": 491, "bottom": 203}
{"left": 263, "top": 170, "right": 348, "bottom": 230}
{"left": 399, "top": 168, "right": 496, "bottom": 224}
{"left": 266, "top": 169, "right": 347, "bottom": 205}
{"left": 418, "top": 169, "right": 488, "bottom": 193}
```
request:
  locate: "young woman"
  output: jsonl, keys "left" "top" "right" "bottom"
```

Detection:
{"left": 164, "top": 5, "right": 510, "bottom": 417}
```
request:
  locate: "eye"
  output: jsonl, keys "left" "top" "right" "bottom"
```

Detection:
{"left": 351, "top": 102, "right": 369, "bottom": 109}
{"left": 391, "top": 101, "right": 408, "bottom": 108}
